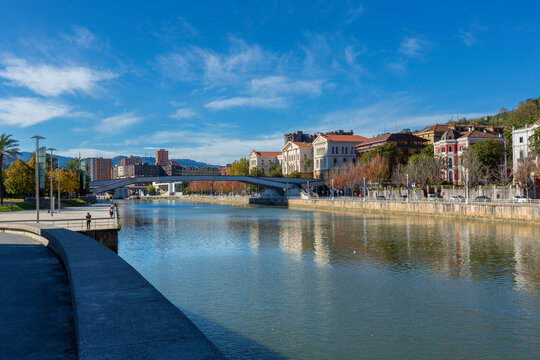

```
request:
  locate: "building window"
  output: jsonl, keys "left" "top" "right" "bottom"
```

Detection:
{"left": 333, "top": 158, "right": 337, "bottom": 167}
{"left": 520, "top": 137, "right": 523, "bottom": 143}
{"left": 520, "top": 150, "right": 524, "bottom": 160}
{"left": 448, "top": 158, "right": 453, "bottom": 167}
{"left": 442, "top": 147, "right": 445, "bottom": 153}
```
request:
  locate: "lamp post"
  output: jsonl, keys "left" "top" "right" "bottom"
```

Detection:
{"left": 406, "top": 173, "right": 410, "bottom": 203}
{"left": 31, "top": 135, "right": 45, "bottom": 223}
{"left": 48, "top": 148, "right": 56, "bottom": 216}
{"left": 57, "top": 154, "right": 61, "bottom": 213}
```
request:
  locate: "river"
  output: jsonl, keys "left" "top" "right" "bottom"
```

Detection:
{"left": 117, "top": 200, "right": 540, "bottom": 359}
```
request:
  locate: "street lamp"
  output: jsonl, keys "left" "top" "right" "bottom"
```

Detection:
{"left": 48, "top": 148, "right": 56, "bottom": 216}
{"left": 57, "top": 154, "right": 61, "bottom": 213}
{"left": 31, "top": 135, "right": 45, "bottom": 222}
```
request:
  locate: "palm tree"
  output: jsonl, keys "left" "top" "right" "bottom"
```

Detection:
{"left": 0, "top": 133, "right": 22, "bottom": 205}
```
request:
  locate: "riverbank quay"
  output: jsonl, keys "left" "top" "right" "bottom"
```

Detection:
{"left": 0, "top": 223, "right": 224, "bottom": 359}
{"left": 142, "top": 195, "right": 540, "bottom": 224}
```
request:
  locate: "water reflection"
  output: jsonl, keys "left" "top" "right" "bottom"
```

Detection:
{"left": 118, "top": 200, "right": 540, "bottom": 359}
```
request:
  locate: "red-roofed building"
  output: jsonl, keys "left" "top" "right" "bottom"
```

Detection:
{"left": 281, "top": 141, "right": 313, "bottom": 176}
{"left": 248, "top": 150, "right": 281, "bottom": 175}
{"left": 313, "top": 134, "right": 368, "bottom": 179}
{"left": 434, "top": 128, "right": 506, "bottom": 183}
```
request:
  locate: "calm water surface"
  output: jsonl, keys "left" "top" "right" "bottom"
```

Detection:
{"left": 118, "top": 200, "right": 540, "bottom": 360}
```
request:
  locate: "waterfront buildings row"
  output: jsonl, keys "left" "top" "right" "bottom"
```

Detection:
{"left": 249, "top": 123, "right": 521, "bottom": 183}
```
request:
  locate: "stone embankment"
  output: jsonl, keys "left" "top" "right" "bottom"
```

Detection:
{"left": 146, "top": 195, "right": 540, "bottom": 224}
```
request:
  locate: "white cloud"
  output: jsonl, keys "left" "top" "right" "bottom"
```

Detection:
{"left": 205, "top": 96, "right": 287, "bottom": 110}
{"left": 171, "top": 108, "right": 197, "bottom": 119}
{"left": 98, "top": 113, "right": 143, "bottom": 132}
{"left": 0, "top": 97, "right": 71, "bottom": 127}
{"left": 0, "top": 57, "right": 117, "bottom": 96}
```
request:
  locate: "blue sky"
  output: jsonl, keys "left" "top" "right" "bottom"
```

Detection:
{"left": 0, "top": 1, "right": 539, "bottom": 165}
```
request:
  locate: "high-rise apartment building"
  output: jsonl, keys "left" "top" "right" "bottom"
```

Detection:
{"left": 155, "top": 149, "right": 169, "bottom": 166}
{"left": 87, "top": 157, "right": 112, "bottom": 181}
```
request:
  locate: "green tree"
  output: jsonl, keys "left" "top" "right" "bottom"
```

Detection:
{"left": 146, "top": 184, "right": 156, "bottom": 195}
{"left": 0, "top": 133, "right": 22, "bottom": 205}
{"left": 529, "top": 127, "right": 540, "bottom": 156}
{"left": 470, "top": 139, "right": 506, "bottom": 183}
{"left": 361, "top": 143, "right": 397, "bottom": 169}
{"left": 229, "top": 158, "right": 249, "bottom": 176}
{"left": 269, "top": 163, "right": 283, "bottom": 177}
{"left": 303, "top": 158, "right": 312, "bottom": 170}
{"left": 4, "top": 158, "right": 34, "bottom": 196}
{"left": 249, "top": 167, "right": 265, "bottom": 176}
{"left": 286, "top": 171, "right": 301, "bottom": 178}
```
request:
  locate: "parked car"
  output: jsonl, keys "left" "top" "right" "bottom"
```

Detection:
{"left": 475, "top": 195, "right": 491, "bottom": 202}
{"left": 450, "top": 195, "right": 465, "bottom": 202}
{"left": 376, "top": 195, "right": 386, "bottom": 200}
{"left": 512, "top": 195, "right": 530, "bottom": 203}
{"left": 427, "top": 194, "right": 443, "bottom": 200}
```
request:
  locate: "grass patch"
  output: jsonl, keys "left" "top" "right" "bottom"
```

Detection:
{"left": 3, "top": 198, "right": 24, "bottom": 202}
{"left": 0, "top": 203, "right": 35, "bottom": 211}
{"left": 61, "top": 199, "right": 87, "bottom": 207}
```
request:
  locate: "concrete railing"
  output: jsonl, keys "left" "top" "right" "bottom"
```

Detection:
{"left": 0, "top": 223, "right": 224, "bottom": 360}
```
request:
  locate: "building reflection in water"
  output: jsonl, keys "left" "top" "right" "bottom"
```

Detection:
{"left": 241, "top": 210, "right": 540, "bottom": 291}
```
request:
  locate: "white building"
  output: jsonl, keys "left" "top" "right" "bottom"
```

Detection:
{"left": 281, "top": 141, "right": 313, "bottom": 176}
{"left": 512, "top": 120, "right": 540, "bottom": 173}
{"left": 248, "top": 150, "right": 281, "bottom": 175}
{"left": 312, "top": 134, "right": 368, "bottom": 180}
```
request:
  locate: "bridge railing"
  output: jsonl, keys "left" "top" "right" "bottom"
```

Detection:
{"left": 0, "top": 217, "right": 119, "bottom": 232}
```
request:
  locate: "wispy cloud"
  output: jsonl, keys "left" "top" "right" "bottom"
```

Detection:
{"left": 459, "top": 21, "right": 487, "bottom": 47}
{"left": 60, "top": 148, "right": 120, "bottom": 158}
{"left": 205, "top": 96, "right": 287, "bottom": 110}
{"left": 0, "top": 97, "right": 71, "bottom": 127}
{"left": 250, "top": 76, "right": 323, "bottom": 96}
{"left": 128, "top": 129, "right": 283, "bottom": 164}
{"left": 156, "top": 36, "right": 274, "bottom": 87}
{"left": 398, "top": 36, "right": 430, "bottom": 58}
{"left": 315, "top": 97, "right": 492, "bottom": 137}
{"left": 171, "top": 108, "right": 197, "bottom": 119}
{"left": 0, "top": 57, "right": 117, "bottom": 96}
{"left": 63, "top": 26, "right": 97, "bottom": 48}
{"left": 345, "top": 3, "right": 364, "bottom": 24}
{"left": 98, "top": 113, "right": 143, "bottom": 132}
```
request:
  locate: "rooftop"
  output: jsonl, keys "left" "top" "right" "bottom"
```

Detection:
{"left": 320, "top": 134, "right": 368, "bottom": 142}
{"left": 356, "top": 133, "right": 428, "bottom": 146}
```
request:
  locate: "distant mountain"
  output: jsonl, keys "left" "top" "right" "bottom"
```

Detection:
{"left": 2, "top": 152, "right": 73, "bottom": 169}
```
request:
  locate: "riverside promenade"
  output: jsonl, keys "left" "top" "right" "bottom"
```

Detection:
{"left": 0, "top": 203, "right": 118, "bottom": 231}
{"left": 0, "top": 221, "right": 224, "bottom": 359}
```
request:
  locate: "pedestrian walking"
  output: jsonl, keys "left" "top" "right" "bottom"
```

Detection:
{"left": 109, "top": 206, "right": 114, "bottom": 218}
{"left": 86, "top": 212, "right": 91, "bottom": 230}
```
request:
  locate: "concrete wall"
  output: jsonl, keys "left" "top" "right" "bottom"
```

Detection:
{"left": 0, "top": 223, "right": 224, "bottom": 360}
{"left": 78, "top": 228, "right": 118, "bottom": 253}
{"left": 146, "top": 195, "right": 250, "bottom": 206}
{"left": 286, "top": 198, "right": 540, "bottom": 223}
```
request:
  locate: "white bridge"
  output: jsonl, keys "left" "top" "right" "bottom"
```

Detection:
{"left": 89, "top": 175, "right": 325, "bottom": 194}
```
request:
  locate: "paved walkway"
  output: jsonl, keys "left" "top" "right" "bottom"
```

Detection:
{"left": 0, "top": 232, "right": 76, "bottom": 359}
{"left": 0, "top": 203, "right": 118, "bottom": 231}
